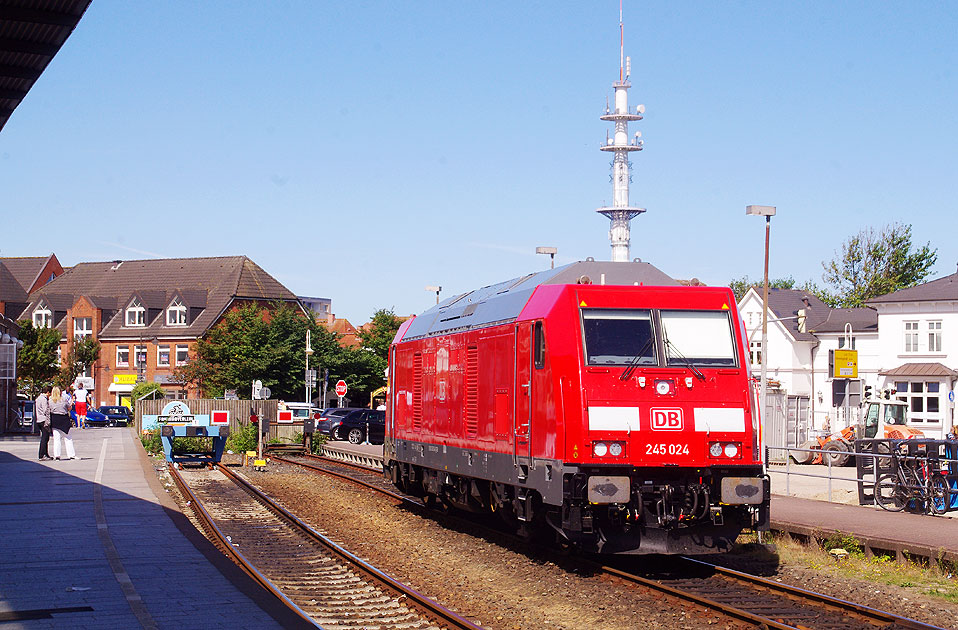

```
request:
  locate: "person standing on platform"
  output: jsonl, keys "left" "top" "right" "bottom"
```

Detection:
{"left": 49, "top": 386, "right": 76, "bottom": 460}
{"left": 35, "top": 385, "right": 52, "bottom": 460}
{"left": 74, "top": 383, "right": 89, "bottom": 429}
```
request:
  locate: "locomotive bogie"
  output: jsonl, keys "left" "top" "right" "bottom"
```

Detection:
{"left": 385, "top": 262, "right": 771, "bottom": 555}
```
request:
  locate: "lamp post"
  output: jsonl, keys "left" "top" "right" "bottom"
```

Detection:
{"left": 425, "top": 285, "right": 442, "bottom": 305}
{"left": 536, "top": 246, "right": 557, "bottom": 269}
{"left": 746, "top": 204, "right": 776, "bottom": 466}
{"left": 305, "top": 329, "right": 314, "bottom": 405}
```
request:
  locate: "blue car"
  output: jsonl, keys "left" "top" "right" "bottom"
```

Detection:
{"left": 70, "top": 406, "right": 109, "bottom": 427}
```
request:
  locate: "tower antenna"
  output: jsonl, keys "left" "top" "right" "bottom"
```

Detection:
{"left": 597, "top": 0, "right": 646, "bottom": 262}
{"left": 619, "top": 0, "right": 625, "bottom": 81}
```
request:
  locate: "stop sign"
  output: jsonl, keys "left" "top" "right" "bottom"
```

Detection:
{"left": 335, "top": 380, "right": 348, "bottom": 397}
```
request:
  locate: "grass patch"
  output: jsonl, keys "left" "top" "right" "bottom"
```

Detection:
{"left": 744, "top": 530, "right": 958, "bottom": 604}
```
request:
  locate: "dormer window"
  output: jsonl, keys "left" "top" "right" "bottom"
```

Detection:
{"left": 126, "top": 298, "right": 145, "bottom": 326}
{"left": 33, "top": 302, "right": 52, "bottom": 328}
{"left": 167, "top": 297, "right": 187, "bottom": 326}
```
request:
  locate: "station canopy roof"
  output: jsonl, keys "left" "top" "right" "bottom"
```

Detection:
{"left": 0, "top": 0, "right": 91, "bottom": 133}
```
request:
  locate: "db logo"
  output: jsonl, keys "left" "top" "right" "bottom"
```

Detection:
{"left": 651, "top": 408, "right": 684, "bottom": 431}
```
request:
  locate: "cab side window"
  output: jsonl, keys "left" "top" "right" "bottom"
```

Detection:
{"left": 534, "top": 321, "right": 546, "bottom": 369}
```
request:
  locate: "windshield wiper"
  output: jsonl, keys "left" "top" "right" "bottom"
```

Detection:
{"left": 664, "top": 338, "right": 706, "bottom": 381}
{"left": 620, "top": 338, "right": 654, "bottom": 381}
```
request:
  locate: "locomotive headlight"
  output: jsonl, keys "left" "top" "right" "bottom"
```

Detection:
{"left": 709, "top": 442, "right": 723, "bottom": 457}
{"left": 655, "top": 379, "right": 673, "bottom": 395}
{"left": 724, "top": 443, "right": 739, "bottom": 458}
{"left": 593, "top": 442, "right": 609, "bottom": 457}
{"left": 609, "top": 442, "right": 624, "bottom": 456}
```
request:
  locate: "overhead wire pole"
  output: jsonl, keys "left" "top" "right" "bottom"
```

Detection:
{"left": 746, "top": 205, "right": 776, "bottom": 468}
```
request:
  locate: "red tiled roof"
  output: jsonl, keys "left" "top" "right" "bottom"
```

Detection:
{"left": 879, "top": 363, "right": 958, "bottom": 378}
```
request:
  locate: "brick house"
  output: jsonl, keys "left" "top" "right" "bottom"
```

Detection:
{"left": 20, "top": 256, "right": 302, "bottom": 407}
{"left": 0, "top": 254, "right": 64, "bottom": 320}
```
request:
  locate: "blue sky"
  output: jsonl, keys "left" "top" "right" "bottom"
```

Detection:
{"left": 2, "top": 1, "right": 955, "bottom": 323}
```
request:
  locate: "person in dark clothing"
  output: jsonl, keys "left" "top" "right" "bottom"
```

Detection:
{"left": 35, "top": 386, "right": 52, "bottom": 460}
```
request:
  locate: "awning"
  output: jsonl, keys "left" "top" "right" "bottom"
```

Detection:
{"left": 108, "top": 383, "right": 134, "bottom": 393}
{"left": 879, "top": 362, "right": 958, "bottom": 378}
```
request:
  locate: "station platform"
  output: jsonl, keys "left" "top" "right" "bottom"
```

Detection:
{"left": 0, "top": 427, "right": 313, "bottom": 629}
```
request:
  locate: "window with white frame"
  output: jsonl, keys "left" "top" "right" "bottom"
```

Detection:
{"left": 928, "top": 321, "right": 942, "bottom": 353}
{"left": 33, "top": 302, "right": 52, "bottom": 328}
{"left": 749, "top": 340, "right": 762, "bottom": 367}
{"left": 134, "top": 345, "right": 147, "bottom": 369}
{"left": 895, "top": 381, "right": 943, "bottom": 424}
{"left": 904, "top": 321, "right": 919, "bottom": 352}
{"left": 73, "top": 317, "right": 92, "bottom": 339}
{"left": 126, "top": 298, "right": 145, "bottom": 326}
{"left": 175, "top": 344, "right": 189, "bottom": 366}
{"left": 157, "top": 344, "right": 170, "bottom": 367}
{"left": 167, "top": 297, "right": 187, "bottom": 326}
{"left": 116, "top": 345, "right": 129, "bottom": 367}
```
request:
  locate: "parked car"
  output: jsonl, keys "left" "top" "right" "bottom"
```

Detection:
{"left": 70, "top": 406, "right": 109, "bottom": 426}
{"left": 283, "top": 402, "right": 322, "bottom": 420}
{"left": 337, "top": 409, "right": 386, "bottom": 445}
{"left": 316, "top": 407, "right": 363, "bottom": 440}
{"left": 98, "top": 405, "right": 132, "bottom": 427}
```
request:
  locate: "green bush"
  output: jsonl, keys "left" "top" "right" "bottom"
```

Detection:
{"left": 226, "top": 422, "right": 259, "bottom": 453}
{"left": 823, "top": 531, "right": 864, "bottom": 557}
{"left": 141, "top": 428, "right": 161, "bottom": 455}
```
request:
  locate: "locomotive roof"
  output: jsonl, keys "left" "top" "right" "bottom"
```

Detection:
{"left": 402, "top": 260, "right": 677, "bottom": 340}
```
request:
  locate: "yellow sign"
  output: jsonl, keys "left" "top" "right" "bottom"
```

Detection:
{"left": 113, "top": 374, "right": 137, "bottom": 385}
{"left": 833, "top": 349, "right": 858, "bottom": 379}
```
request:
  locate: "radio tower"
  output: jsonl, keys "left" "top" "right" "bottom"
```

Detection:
{"left": 596, "top": 0, "right": 645, "bottom": 262}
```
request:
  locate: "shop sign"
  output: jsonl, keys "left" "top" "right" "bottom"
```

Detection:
{"left": 114, "top": 374, "right": 137, "bottom": 385}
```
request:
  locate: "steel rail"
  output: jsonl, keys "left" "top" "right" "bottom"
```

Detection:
{"left": 218, "top": 464, "right": 482, "bottom": 630}
{"left": 678, "top": 556, "right": 945, "bottom": 630}
{"left": 276, "top": 453, "right": 949, "bottom": 630}
{"left": 167, "top": 464, "right": 319, "bottom": 628}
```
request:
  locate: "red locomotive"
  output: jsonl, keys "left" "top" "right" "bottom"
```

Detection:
{"left": 384, "top": 261, "right": 769, "bottom": 554}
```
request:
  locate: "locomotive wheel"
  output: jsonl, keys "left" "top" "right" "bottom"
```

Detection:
{"left": 347, "top": 428, "right": 363, "bottom": 444}
{"left": 821, "top": 441, "right": 850, "bottom": 467}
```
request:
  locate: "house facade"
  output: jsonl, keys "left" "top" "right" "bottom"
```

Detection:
{"left": 738, "top": 288, "right": 878, "bottom": 451}
{"left": 20, "top": 256, "right": 302, "bottom": 407}
{"left": 741, "top": 269, "right": 958, "bottom": 444}
{"left": 867, "top": 268, "right": 958, "bottom": 439}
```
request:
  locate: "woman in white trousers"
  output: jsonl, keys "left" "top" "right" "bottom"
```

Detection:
{"left": 49, "top": 386, "right": 76, "bottom": 460}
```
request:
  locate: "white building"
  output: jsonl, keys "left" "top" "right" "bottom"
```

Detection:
{"left": 867, "top": 268, "right": 958, "bottom": 439}
{"left": 741, "top": 269, "right": 958, "bottom": 445}
{"left": 738, "top": 288, "right": 878, "bottom": 450}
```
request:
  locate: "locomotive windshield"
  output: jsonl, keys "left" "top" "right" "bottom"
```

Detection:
{"left": 661, "top": 310, "right": 737, "bottom": 367}
{"left": 582, "top": 309, "right": 656, "bottom": 366}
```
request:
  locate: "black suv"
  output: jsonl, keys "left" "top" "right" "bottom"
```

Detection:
{"left": 338, "top": 409, "right": 386, "bottom": 444}
{"left": 316, "top": 407, "right": 363, "bottom": 440}
{"left": 99, "top": 406, "right": 132, "bottom": 427}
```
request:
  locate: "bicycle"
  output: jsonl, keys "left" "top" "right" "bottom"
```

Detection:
{"left": 873, "top": 443, "right": 950, "bottom": 515}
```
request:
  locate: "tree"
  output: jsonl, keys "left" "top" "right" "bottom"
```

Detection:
{"left": 729, "top": 275, "right": 798, "bottom": 301}
{"left": 822, "top": 223, "right": 937, "bottom": 307}
{"left": 58, "top": 336, "right": 101, "bottom": 388}
{"left": 130, "top": 382, "right": 165, "bottom": 414}
{"left": 175, "top": 302, "right": 347, "bottom": 402}
{"left": 15, "top": 320, "right": 61, "bottom": 397}
{"left": 357, "top": 308, "right": 404, "bottom": 360}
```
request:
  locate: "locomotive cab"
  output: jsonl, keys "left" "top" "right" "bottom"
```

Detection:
{"left": 563, "top": 289, "right": 769, "bottom": 553}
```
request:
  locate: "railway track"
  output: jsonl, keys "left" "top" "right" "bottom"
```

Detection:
{"left": 169, "top": 463, "right": 481, "bottom": 630}
{"left": 275, "top": 452, "right": 948, "bottom": 630}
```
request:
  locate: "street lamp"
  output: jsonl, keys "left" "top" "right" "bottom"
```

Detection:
{"left": 746, "top": 204, "right": 776, "bottom": 467}
{"left": 536, "top": 246, "right": 557, "bottom": 269}
{"left": 425, "top": 285, "right": 442, "bottom": 305}
{"left": 305, "top": 328, "right": 314, "bottom": 405}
